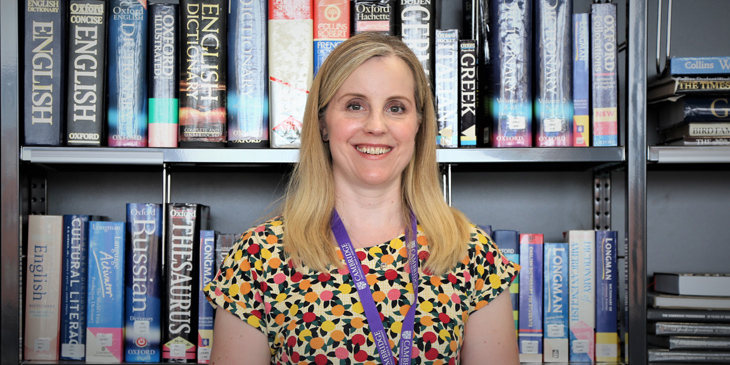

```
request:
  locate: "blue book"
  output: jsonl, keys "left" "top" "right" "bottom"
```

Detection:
{"left": 544, "top": 242, "right": 569, "bottom": 362}
{"left": 198, "top": 230, "right": 217, "bottom": 362}
{"left": 436, "top": 29, "right": 459, "bottom": 148}
{"left": 107, "top": 0, "right": 148, "bottom": 147}
{"left": 87, "top": 221, "right": 125, "bottom": 362}
{"left": 596, "top": 230, "right": 619, "bottom": 362}
{"left": 489, "top": 0, "right": 533, "bottom": 147}
{"left": 227, "top": 0, "right": 268, "bottom": 147}
{"left": 518, "top": 233, "right": 543, "bottom": 363}
{"left": 534, "top": 0, "right": 573, "bottom": 147}
{"left": 668, "top": 57, "right": 730, "bottom": 76}
{"left": 60, "top": 215, "right": 100, "bottom": 360}
{"left": 125, "top": 204, "right": 163, "bottom": 362}
{"left": 492, "top": 229, "right": 519, "bottom": 335}
{"left": 590, "top": 3, "right": 618, "bottom": 146}
{"left": 572, "top": 13, "right": 590, "bottom": 146}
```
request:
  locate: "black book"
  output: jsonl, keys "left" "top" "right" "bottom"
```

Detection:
{"left": 648, "top": 348, "right": 730, "bottom": 363}
{"left": 66, "top": 0, "right": 107, "bottom": 147}
{"left": 399, "top": 0, "right": 436, "bottom": 86}
{"left": 458, "top": 39, "right": 477, "bottom": 148}
{"left": 650, "top": 322, "right": 730, "bottom": 337}
{"left": 23, "top": 0, "right": 66, "bottom": 146}
{"left": 648, "top": 335, "right": 730, "bottom": 350}
{"left": 653, "top": 97, "right": 730, "bottom": 130}
{"left": 148, "top": 1, "right": 180, "bottom": 148}
{"left": 648, "top": 308, "right": 730, "bottom": 324}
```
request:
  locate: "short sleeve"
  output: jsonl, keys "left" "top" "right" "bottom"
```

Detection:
{"left": 467, "top": 225, "right": 520, "bottom": 313}
{"left": 203, "top": 228, "right": 268, "bottom": 335}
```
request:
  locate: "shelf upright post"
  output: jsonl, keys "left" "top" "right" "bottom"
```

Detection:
{"left": 627, "top": 0, "right": 648, "bottom": 363}
{"left": 1, "top": 0, "right": 21, "bottom": 362}
{"left": 162, "top": 163, "right": 171, "bottom": 276}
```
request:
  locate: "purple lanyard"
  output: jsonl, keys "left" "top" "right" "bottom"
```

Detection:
{"left": 331, "top": 210, "right": 419, "bottom": 365}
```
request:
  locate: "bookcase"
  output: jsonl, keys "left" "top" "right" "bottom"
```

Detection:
{"left": 2, "top": 0, "right": 726, "bottom": 364}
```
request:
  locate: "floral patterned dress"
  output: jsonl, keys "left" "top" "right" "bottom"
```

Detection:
{"left": 204, "top": 217, "right": 519, "bottom": 365}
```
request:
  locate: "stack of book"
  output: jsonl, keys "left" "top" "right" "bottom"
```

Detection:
{"left": 647, "top": 273, "right": 730, "bottom": 363}
{"left": 648, "top": 56, "right": 730, "bottom": 146}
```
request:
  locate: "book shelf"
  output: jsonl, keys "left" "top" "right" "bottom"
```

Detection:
{"left": 0, "top": 0, "right": 664, "bottom": 364}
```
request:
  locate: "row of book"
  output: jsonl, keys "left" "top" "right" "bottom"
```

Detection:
{"left": 488, "top": 228, "right": 621, "bottom": 363}
{"left": 648, "top": 56, "right": 730, "bottom": 146}
{"left": 23, "top": 204, "right": 241, "bottom": 363}
{"left": 23, "top": 0, "right": 620, "bottom": 150}
{"left": 647, "top": 273, "right": 730, "bottom": 363}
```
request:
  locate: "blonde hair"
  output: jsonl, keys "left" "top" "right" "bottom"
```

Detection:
{"left": 282, "top": 32, "right": 470, "bottom": 275}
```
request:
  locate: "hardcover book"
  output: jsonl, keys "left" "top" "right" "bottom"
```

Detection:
{"left": 492, "top": 230, "right": 519, "bottom": 335}
{"left": 314, "top": 0, "right": 349, "bottom": 75}
{"left": 648, "top": 308, "right": 730, "bottom": 323}
{"left": 648, "top": 349, "right": 730, "bottom": 363}
{"left": 66, "top": 0, "right": 108, "bottom": 147}
{"left": 435, "top": 29, "right": 459, "bottom": 148}
{"left": 198, "top": 230, "right": 217, "bottom": 363}
{"left": 60, "top": 215, "right": 101, "bottom": 360}
{"left": 543, "top": 242, "right": 569, "bottom": 362}
{"left": 459, "top": 40, "right": 478, "bottom": 147}
{"left": 24, "top": 215, "right": 63, "bottom": 361}
{"left": 650, "top": 292, "right": 730, "bottom": 310}
{"left": 215, "top": 233, "right": 239, "bottom": 269}
{"left": 665, "top": 136, "right": 730, "bottom": 146}
{"left": 648, "top": 76, "right": 730, "bottom": 102}
{"left": 227, "top": 0, "right": 268, "bottom": 148}
{"left": 474, "top": 0, "right": 491, "bottom": 146}
{"left": 351, "top": 0, "right": 396, "bottom": 35}
{"left": 125, "top": 203, "right": 163, "bottom": 362}
{"left": 534, "top": 0, "right": 573, "bottom": 147}
{"left": 399, "top": 0, "right": 436, "bottom": 86}
{"left": 648, "top": 335, "right": 730, "bottom": 350}
{"left": 518, "top": 233, "right": 543, "bottom": 363}
{"left": 23, "top": 0, "right": 66, "bottom": 146}
{"left": 655, "top": 273, "right": 730, "bottom": 297}
{"left": 568, "top": 230, "right": 596, "bottom": 362}
{"left": 596, "top": 230, "right": 619, "bottom": 362}
{"left": 572, "top": 13, "right": 590, "bottom": 146}
{"left": 655, "top": 96, "right": 730, "bottom": 129}
{"left": 86, "top": 221, "right": 126, "bottom": 363}
{"left": 667, "top": 56, "right": 730, "bottom": 76}
{"left": 590, "top": 3, "right": 618, "bottom": 146}
{"left": 179, "top": 0, "right": 228, "bottom": 147}
{"left": 163, "top": 203, "right": 210, "bottom": 362}
{"left": 108, "top": 0, "right": 148, "bottom": 147}
{"left": 148, "top": 1, "right": 179, "bottom": 148}
{"left": 651, "top": 322, "right": 730, "bottom": 337}
{"left": 268, "top": 0, "right": 313, "bottom": 148}
{"left": 489, "top": 0, "right": 532, "bottom": 147}
{"left": 661, "top": 122, "right": 730, "bottom": 141}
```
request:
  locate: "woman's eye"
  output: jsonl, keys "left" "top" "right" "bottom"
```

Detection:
{"left": 388, "top": 105, "right": 405, "bottom": 113}
{"left": 346, "top": 102, "right": 364, "bottom": 111}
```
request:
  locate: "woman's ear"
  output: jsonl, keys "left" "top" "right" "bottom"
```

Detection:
{"left": 319, "top": 117, "right": 329, "bottom": 142}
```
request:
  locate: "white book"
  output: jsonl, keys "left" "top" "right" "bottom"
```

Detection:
{"left": 655, "top": 273, "right": 730, "bottom": 297}
{"left": 650, "top": 292, "right": 730, "bottom": 310}
{"left": 568, "top": 230, "right": 596, "bottom": 362}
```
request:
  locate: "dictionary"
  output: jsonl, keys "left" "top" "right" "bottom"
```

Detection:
{"left": 590, "top": 3, "right": 618, "bottom": 146}
{"left": 543, "top": 242, "right": 569, "bottom": 362}
{"left": 124, "top": 203, "right": 163, "bottom": 362}
{"left": 572, "top": 13, "right": 590, "bottom": 146}
{"left": 148, "top": 1, "right": 179, "bottom": 147}
{"left": 435, "top": 29, "right": 459, "bottom": 148}
{"left": 568, "top": 230, "right": 596, "bottom": 362}
{"left": 518, "top": 233, "right": 543, "bottom": 363}
{"left": 493, "top": 230, "right": 519, "bottom": 335}
{"left": 66, "top": 0, "right": 108, "bottom": 147}
{"left": 399, "top": 0, "right": 436, "bottom": 86}
{"left": 23, "top": 0, "right": 66, "bottom": 146}
{"left": 198, "top": 230, "right": 217, "bottom": 363}
{"left": 351, "top": 0, "right": 396, "bottom": 35}
{"left": 459, "top": 39, "right": 478, "bottom": 147}
{"left": 596, "top": 230, "right": 619, "bottom": 362}
{"left": 313, "top": 0, "right": 349, "bottom": 75}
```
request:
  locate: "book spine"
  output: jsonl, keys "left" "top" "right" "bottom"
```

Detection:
{"left": 489, "top": 0, "right": 532, "bottom": 147}
{"left": 179, "top": 0, "right": 228, "bottom": 147}
{"left": 148, "top": 2, "right": 179, "bottom": 148}
{"left": 215, "top": 233, "right": 238, "bottom": 268}
{"left": 399, "top": 0, "right": 436, "bottom": 86}
{"left": 107, "top": 0, "right": 148, "bottom": 147}
{"left": 268, "top": 0, "right": 313, "bottom": 148}
{"left": 568, "top": 230, "right": 596, "bottom": 362}
{"left": 86, "top": 221, "right": 125, "bottom": 363}
{"left": 675, "top": 97, "right": 729, "bottom": 122}
{"left": 661, "top": 336, "right": 730, "bottom": 350}
{"left": 163, "top": 203, "right": 201, "bottom": 362}
{"left": 654, "top": 322, "right": 730, "bottom": 336}
{"left": 493, "top": 230, "right": 520, "bottom": 335}
{"left": 590, "top": 3, "right": 618, "bottom": 146}
{"left": 313, "top": 0, "right": 349, "bottom": 75}
{"left": 66, "top": 0, "right": 107, "bottom": 147}
{"left": 351, "top": 0, "right": 396, "bottom": 35}
{"left": 476, "top": 0, "right": 491, "bottom": 146}
{"left": 24, "top": 215, "right": 64, "bottom": 361}
{"left": 669, "top": 57, "right": 730, "bottom": 76}
{"left": 197, "top": 230, "right": 217, "bottom": 363}
{"left": 60, "top": 215, "right": 91, "bottom": 360}
{"left": 543, "top": 242, "right": 569, "bottom": 362}
{"left": 649, "top": 349, "right": 730, "bottom": 362}
{"left": 647, "top": 308, "right": 730, "bottom": 323}
{"left": 572, "top": 13, "right": 590, "bottom": 146}
{"left": 227, "top": 0, "right": 268, "bottom": 148}
{"left": 518, "top": 233, "right": 543, "bottom": 363}
{"left": 596, "top": 230, "right": 619, "bottom": 362}
{"left": 459, "top": 40, "right": 478, "bottom": 147}
{"left": 23, "top": 0, "right": 66, "bottom": 146}
{"left": 125, "top": 203, "right": 163, "bottom": 362}
{"left": 435, "top": 29, "right": 459, "bottom": 148}
{"left": 534, "top": 0, "right": 573, "bottom": 147}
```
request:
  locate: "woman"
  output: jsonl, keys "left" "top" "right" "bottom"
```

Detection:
{"left": 205, "top": 32, "right": 519, "bottom": 364}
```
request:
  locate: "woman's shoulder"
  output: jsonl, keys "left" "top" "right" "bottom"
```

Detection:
{"left": 236, "top": 216, "right": 287, "bottom": 250}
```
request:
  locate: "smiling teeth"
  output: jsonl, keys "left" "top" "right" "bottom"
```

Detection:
{"left": 357, "top": 146, "right": 391, "bottom": 155}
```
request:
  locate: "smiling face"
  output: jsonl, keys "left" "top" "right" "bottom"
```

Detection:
{"left": 322, "top": 55, "right": 420, "bottom": 192}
